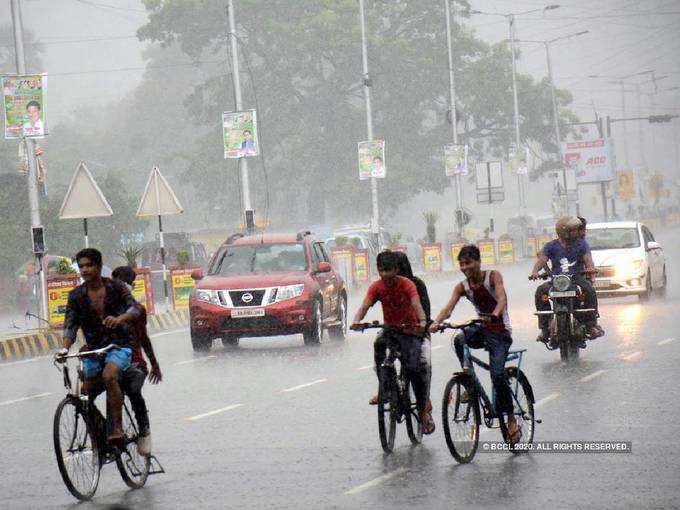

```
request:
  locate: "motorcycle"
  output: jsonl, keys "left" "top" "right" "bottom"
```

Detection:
{"left": 533, "top": 270, "right": 597, "bottom": 363}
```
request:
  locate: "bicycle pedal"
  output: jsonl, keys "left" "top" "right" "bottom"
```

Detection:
{"left": 535, "top": 419, "right": 542, "bottom": 424}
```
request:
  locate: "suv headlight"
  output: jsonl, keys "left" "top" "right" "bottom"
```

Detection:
{"left": 553, "top": 274, "right": 571, "bottom": 292}
{"left": 615, "top": 260, "right": 643, "bottom": 277}
{"left": 196, "top": 289, "right": 220, "bottom": 305}
{"left": 269, "top": 284, "right": 304, "bottom": 304}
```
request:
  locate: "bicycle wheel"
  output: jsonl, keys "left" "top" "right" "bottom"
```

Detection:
{"left": 499, "top": 368, "right": 535, "bottom": 453}
{"left": 404, "top": 378, "right": 423, "bottom": 445}
{"left": 442, "top": 375, "right": 480, "bottom": 463}
{"left": 377, "top": 365, "right": 398, "bottom": 453}
{"left": 116, "top": 400, "right": 150, "bottom": 489}
{"left": 53, "top": 397, "right": 101, "bottom": 501}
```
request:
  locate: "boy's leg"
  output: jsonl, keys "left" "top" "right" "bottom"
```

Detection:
{"left": 101, "top": 347, "right": 132, "bottom": 441}
{"left": 485, "top": 332, "right": 513, "bottom": 416}
{"left": 123, "top": 365, "right": 150, "bottom": 434}
{"left": 369, "top": 331, "right": 389, "bottom": 405}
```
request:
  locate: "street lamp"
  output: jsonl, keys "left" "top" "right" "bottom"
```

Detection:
{"left": 470, "top": 5, "right": 561, "bottom": 254}
{"left": 514, "top": 30, "right": 589, "bottom": 214}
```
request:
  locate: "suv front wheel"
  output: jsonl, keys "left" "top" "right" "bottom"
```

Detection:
{"left": 191, "top": 329, "right": 212, "bottom": 352}
{"left": 328, "top": 296, "right": 347, "bottom": 341}
{"left": 303, "top": 300, "right": 322, "bottom": 345}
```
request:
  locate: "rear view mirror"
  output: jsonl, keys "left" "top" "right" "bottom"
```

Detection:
{"left": 316, "top": 262, "right": 331, "bottom": 273}
{"left": 646, "top": 241, "right": 660, "bottom": 251}
{"left": 191, "top": 269, "right": 204, "bottom": 281}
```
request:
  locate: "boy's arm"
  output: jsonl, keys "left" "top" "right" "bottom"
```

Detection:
{"left": 138, "top": 311, "right": 162, "bottom": 383}
{"left": 350, "top": 296, "right": 374, "bottom": 329}
{"left": 62, "top": 291, "right": 79, "bottom": 350}
{"left": 530, "top": 254, "right": 550, "bottom": 279}
{"left": 103, "top": 282, "right": 141, "bottom": 328}
{"left": 430, "top": 283, "right": 464, "bottom": 331}
{"left": 490, "top": 270, "right": 507, "bottom": 318}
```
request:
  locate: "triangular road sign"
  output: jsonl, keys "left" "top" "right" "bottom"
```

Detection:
{"left": 136, "top": 166, "right": 184, "bottom": 217}
{"left": 59, "top": 162, "right": 114, "bottom": 219}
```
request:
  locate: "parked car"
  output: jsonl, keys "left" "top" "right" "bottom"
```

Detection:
{"left": 588, "top": 221, "right": 667, "bottom": 300}
{"left": 189, "top": 231, "right": 347, "bottom": 351}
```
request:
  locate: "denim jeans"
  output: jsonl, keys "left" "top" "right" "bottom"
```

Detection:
{"left": 454, "top": 325, "right": 513, "bottom": 415}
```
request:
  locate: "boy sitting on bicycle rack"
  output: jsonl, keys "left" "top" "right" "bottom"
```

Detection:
{"left": 350, "top": 251, "right": 434, "bottom": 434}
{"left": 60, "top": 248, "right": 141, "bottom": 445}
{"left": 429, "top": 245, "right": 521, "bottom": 444}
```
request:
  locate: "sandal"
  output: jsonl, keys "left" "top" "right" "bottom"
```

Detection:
{"left": 507, "top": 421, "right": 522, "bottom": 445}
{"left": 421, "top": 411, "right": 436, "bottom": 435}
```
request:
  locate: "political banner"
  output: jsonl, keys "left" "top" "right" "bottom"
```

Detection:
{"left": 498, "top": 238, "right": 515, "bottom": 264}
{"left": 562, "top": 139, "right": 614, "bottom": 183}
{"left": 133, "top": 267, "right": 155, "bottom": 315}
{"left": 47, "top": 274, "right": 79, "bottom": 327}
{"left": 170, "top": 267, "right": 198, "bottom": 310}
{"left": 509, "top": 146, "right": 530, "bottom": 175}
{"left": 223, "top": 109, "right": 258, "bottom": 159}
{"left": 358, "top": 140, "right": 386, "bottom": 180}
{"left": 616, "top": 170, "right": 635, "bottom": 200}
{"left": 478, "top": 239, "right": 496, "bottom": 265}
{"left": 353, "top": 249, "right": 370, "bottom": 282}
{"left": 422, "top": 244, "right": 442, "bottom": 273}
{"left": 2, "top": 74, "right": 47, "bottom": 139}
{"left": 445, "top": 144, "right": 468, "bottom": 176}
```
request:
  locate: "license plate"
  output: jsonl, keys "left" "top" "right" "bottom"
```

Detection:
{"left": 595, "top": 280, "right": 610, "bottom": 289}
{"left": 231, "top": 308, "right": 265, "bottom": 318}
{"left": 550, "top": 290, "right": 576, "bottom": 298}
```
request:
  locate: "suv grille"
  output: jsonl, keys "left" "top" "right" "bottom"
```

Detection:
{"left": 229, "top": 289, "right": 266, "bottom": 307}
{"left": 597, "top": 266, "right": 615, "bottom": 278}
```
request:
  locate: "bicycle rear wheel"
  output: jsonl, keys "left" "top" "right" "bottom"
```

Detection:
{"left": 442, "top": 375, "right": 480, "bottom": 463}
{"left": 404, "top": 378, "right": 423, "bottom": 445}
{"left": 53, "top": 397, "right": 101, "bottom": 501}
{"left": 378, "top": 365, "right": 398, "bottom": 453}
{"left": 116, "top": 399, "right": 150, "bottom": 489}
{"left": 499, "top": 368, "right": 535, "bottom": 453}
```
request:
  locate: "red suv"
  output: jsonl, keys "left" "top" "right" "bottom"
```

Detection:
{"left": 189, "top": 232, "right": 347, "bottom": 351}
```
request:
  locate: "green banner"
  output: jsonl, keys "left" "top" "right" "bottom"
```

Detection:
{"left": 2, "top": 74, "right": 47, "bottom": 139}
{"left": 223, "top": 109, "right": 258, "bottom": 159}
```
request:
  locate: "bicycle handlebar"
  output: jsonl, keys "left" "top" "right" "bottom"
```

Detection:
{"left": 431, "top": 319, "right": 483, "bottom": 332}
{"left": 529, "top": 268, "right": 598, "bottom": 281}
{"left": 351, "top": 321, "right": 422, "bottom": 332}
{"left": 54, "top": 343, "right": 120, "bottom": 363}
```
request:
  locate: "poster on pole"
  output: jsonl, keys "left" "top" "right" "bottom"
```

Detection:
{"left": 2, "top": 74, "right": 47, "bottom": 139}
{"left": 616, "top": 170, "right": 635, "bottom": 199}
{"left": 222, "top": 109, "right": 258, "bottom": 159}
{"left": 562, "top": 139, "right": 613, "bottom": 183}
{"left": 444, "top": 144, "right": 468, "bottom": 176}
{"left": 358, "top": 140, "right": 385, "bottom": 180}
{"left": 509, "top": 146, "right": 530, "bottom": 175}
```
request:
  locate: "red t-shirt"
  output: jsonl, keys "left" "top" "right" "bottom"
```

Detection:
{"left": 130, "top": 304, "right": 148, "bottom": 369}
{"left": 365, "top": 276, "right": 419, "bottom": 325}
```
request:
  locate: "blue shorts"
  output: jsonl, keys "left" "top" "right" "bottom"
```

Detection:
{"left": 82, "top": 347, "right": 133, "bottom": 378}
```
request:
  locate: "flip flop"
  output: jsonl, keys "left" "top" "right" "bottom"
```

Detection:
{"left": 422, "top": 412, "right": 436, "bottom": 435}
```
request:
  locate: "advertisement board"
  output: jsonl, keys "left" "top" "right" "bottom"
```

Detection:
{"left": 47, "top": 274, "right": 80, "bottom": 327}
{"left": 222, "top": 109, "right": 258, "bottom": 159}
{"left": 562, "top": 139, "right": 614, "bottom": 183}
{"left": 2, "top": 74, "right": 47, "bottom": 139}
{"left": 422, "top": 244, "right": 442, "bottom": 273}
{"left": 444, "top": 144, "right": 468, "bottom": 176}
{"left": 358, "top": 140, "right": 386, "bottom": 180}
{"left": 477, "top": 239, "right": 496, "bottom": 266}
{"left": 170, "top": 267, "right": 198, "bottom": 310}
{"left": 353, "top": 249, "right": 370, "bottom": 282}
{"left": 616, "top": 170, "right": 635, "bottom": 199}
{"left": 498, "top": 238, "right": 515, "bottom": 264}
{"left": 133, "top": 267, "right": 155, "bottom": 315}
{"left": 450, "top": 241, "right": 467, "bottom": 267}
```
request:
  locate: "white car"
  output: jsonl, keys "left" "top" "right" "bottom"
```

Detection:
{"left": 587, "top": 221, "right": 667, "bottom": 300}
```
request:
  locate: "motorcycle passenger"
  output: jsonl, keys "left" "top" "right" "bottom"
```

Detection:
{"left": 368, "top": 251, "right": 432, "bottom": 409}
{"left": 430, "top": 244, "right": 520, "bottom": 444}
{"left": 112, "top": 266, "right": 163, "bottom": 456}
{"left": 578, "top": 217, "right": 604, "bottom": 336}
{"left": 350, "top": 251, "right": 434, "bottom": 434}
{"left": 530, "top": 216, "right": 602, "bottom": 347}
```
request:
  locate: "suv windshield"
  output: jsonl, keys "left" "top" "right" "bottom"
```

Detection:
{"left": 210, "top": 243, "right": 307, "bottom": 275}
{"left": 587, "top": 228, "right": 640, "bottom": 250}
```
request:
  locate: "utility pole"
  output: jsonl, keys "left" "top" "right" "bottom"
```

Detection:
{"left": 444, "top": 0, "right": 463, "bottom": 238}
{"left": 10, "top": 0, "right": 48, "bottom": 323}
{"left": 358, "top": 0, "right": 380, "bottom": 243}
{"left": 227, "top": 0, "right": 254, "bottom": 233}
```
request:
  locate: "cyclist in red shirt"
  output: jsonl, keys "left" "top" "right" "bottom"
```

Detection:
{"left": 112, "top": 266, "right": 163, "bottom": 456}
{"left": 350, "top": 251, "right": 434, "bottom": 434}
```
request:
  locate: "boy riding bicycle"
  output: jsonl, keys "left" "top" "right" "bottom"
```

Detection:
{"left": 429, "top": 245, "right": 521, "bottom": 444}
{"left": 350, "top": 251, "right": 435, "bottom": 434}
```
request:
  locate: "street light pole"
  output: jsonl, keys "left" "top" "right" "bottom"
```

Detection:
{"left": 10, "top": 0, "right": 48, "bottom": 323}
{"left": 444, "top": 0, "right": 463, "bottom": 237}
{"left": 358, "top": 0, "right": 380, "bottom": 241}
{"left": 227, "top": 0, "right": 254, "bottom": 233}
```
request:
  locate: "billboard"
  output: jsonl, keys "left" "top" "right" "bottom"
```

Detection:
{"left": 2, "top": 74, "right": 47, "bottom": 139}
{"left": 562, "top": 139, "right": 613, "bottom": 183}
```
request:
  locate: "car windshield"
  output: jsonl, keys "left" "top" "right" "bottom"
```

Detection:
{"left": 209, "top": 243, "right": 307, "bottom": 275}
{"left": 587, "top": 227, "right": 640, "bottom": 250}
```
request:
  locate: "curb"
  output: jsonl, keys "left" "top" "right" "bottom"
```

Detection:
{"left": 0, "top": 309, "right": 190, "bottom": 363}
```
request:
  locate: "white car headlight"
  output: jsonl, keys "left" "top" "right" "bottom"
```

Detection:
{"left": 196, "top": 289, "right": 220, "bottom": 305}
{"left": 269, "top": 284, "right": 305, "bottom": 304}
{"left": 553, "top": 274, "right": 571, "bottom": 292}
{"left": 615, "top": 260, "right": 643, "bottom": 277}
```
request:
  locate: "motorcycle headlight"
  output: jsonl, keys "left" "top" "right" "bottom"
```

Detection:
{"left": 196, "top": 289, "right": 220, "bottom": 305}
{"left": 615, "top": 260, "right": 643, "bottom": 278}
{"left": 553, "top": 274, "right": 571, "bottom": 292}
{"left": 269, "top": 284, "right": 304, "bottom": 304}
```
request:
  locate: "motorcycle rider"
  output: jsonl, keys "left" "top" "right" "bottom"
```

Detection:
{"left": 530, "top": 216, "right": 603, "bottom": 347}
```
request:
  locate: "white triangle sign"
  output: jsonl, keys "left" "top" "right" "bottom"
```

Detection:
{"left": 136, "top": 166, "right": 184, "bottom": 217}
{"left": 59, "top": 161, "right": 114, "bottom": 219}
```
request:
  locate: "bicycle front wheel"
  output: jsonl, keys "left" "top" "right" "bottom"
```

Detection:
{"left": 442, "top": 375, "right": 480, "bottom": 463}
{"left": 53, "top": 397, "right": 101, "bottom": 501}
{"left": 499, "top": 368, "right": 535, "bottom": 453}
{"left": 378, "top": 366, "right": 398, "bottom": 453}
{"left": 116, "top": 399, "right": 150, "bottom": 489}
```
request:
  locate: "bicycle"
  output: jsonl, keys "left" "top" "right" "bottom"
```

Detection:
{"left": 53, "top": 344, "right": 164, "bottom": 501}
{"left": 434, "top": 320, "right": 539, "bottom": 463}
{"left": 354, "top": 321, "right": 426, "bottom": 453}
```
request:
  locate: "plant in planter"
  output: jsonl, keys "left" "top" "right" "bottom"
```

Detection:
{"left": 120, "top": 242, "right": 143, "bottom": 268}
{"left": 388, "top": 232, "right": 403, "bottom": 248}
{"left": 350, "top": 237, "right": 362, "bottom": 249}
{"left": 176, "top": 248, "right": 191, "bottom": 268}
{"left": 56, "top": 258, "right": 77, "bottom": 275}
{"left": 334, "top": 235, "right": 349, "bottom": 247}
{"left": 423, "top": 211, "right": 439, "bottom": 244}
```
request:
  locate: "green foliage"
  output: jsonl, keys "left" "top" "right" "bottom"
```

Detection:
{"left": 119, "top": 242, "right": 144, "bottom": 267}
{"left": 176, "top": 248, "right": 190, "bottom": 267}
{"left": 334, "top": 235, "right": 348, "bottom": 247}
{"left": 55, "top": 258, "right": 76, "bottom": 275}
{"left": 423, "top": 211, "right": 439, "bottom": 243}
{"left": 350, "top": 237, "right": 362, "bottom": 248}
{"left": 388, "top": 232, "right": 403, "bottom": 247}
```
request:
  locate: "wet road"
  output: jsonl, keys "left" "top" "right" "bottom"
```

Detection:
{"left": 2, "top": 228, "right": 679, "bottom": 509}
